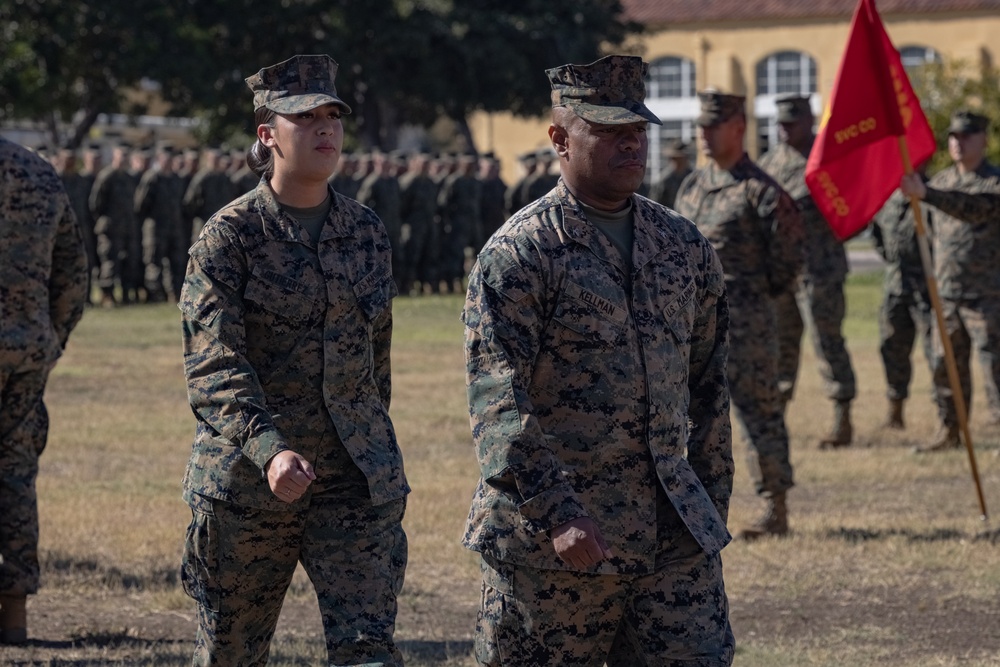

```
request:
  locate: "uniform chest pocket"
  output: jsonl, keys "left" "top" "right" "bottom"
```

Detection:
{"left": 353, "top": 267, "right": 397, "bottom": 321}
{"left": 663, "top": 280, "right": 696, "bottom": 345}
{"left": 551, "top": 281, "right": 626, "bottom": 345}
{"left": 244, "top": 267, "right": 322, "bottom": 323}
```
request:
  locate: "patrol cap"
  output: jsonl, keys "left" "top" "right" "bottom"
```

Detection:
{"left": 948, "top": 109, "right": 988, "bottom": 135}
{"left": 246, "top": 54, "right": 352, "bottom": 115}
{"left": 775, "top": 95, "right": 813, "bottom": 123}
{"left": 696, "top": 89, "right": 746, "bottom": 127}
{"left": 547, "top": 54, "right": 661, "bottom": 126}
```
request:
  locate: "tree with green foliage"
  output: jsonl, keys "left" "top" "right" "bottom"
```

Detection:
{"left": 910, "top": 59, "right": 1000, "bottom": 173}
{"left": 0, "top": 1, "right": 641, "bottom": 152}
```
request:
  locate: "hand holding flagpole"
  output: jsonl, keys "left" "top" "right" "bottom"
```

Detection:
{"left": 805, "top": 0, "right": 986, "bottom": 519}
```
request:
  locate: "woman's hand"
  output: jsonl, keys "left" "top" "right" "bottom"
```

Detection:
{"left": 266, "top": 450, "right": 317, "bottom": 503}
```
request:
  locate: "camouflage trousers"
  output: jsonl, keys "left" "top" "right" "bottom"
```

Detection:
{"left": 727, "top": 283, "right": 793, "bottom": 497}
{"left": 775, "top": 276, "right": 856, "bottom": 404}
{"left": 931, "top": 296, "right": 1000, "bottom": 427}
{"left": 142, "top": 218, "right": 186, "bottom": 302}
{"left": 182, "top": 493, "right": 407, "bottom": 666}
{"left": 879, "top": 288, "right": 934, "bottom": 401}
{"left": 0, "top": 365, "right": 50, "bottom": 596}
{"left": 475, "top": 551, "right": 734, "bottom": 666}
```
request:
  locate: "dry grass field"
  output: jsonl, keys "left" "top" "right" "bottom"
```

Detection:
{"left": 2, "top": 264, "right": 1000, "bottom": 666}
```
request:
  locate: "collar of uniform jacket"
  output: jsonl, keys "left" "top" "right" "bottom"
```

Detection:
{"left": 555, "top": 180, "right": 671, "bottom": 272}
{"left": 253, "top": 180, "right": 357, "bottom": 244}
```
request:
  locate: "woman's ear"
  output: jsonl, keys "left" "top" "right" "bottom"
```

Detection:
{"left": 258, "top": 123, "right": 277, "bottom": 148}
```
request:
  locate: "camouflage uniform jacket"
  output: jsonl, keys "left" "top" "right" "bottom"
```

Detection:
{"left": 758, "top": 142, "right": 847, "bottom": 282}
{"left": 89, "top": 165, "right": 137, "bottom": 235}
{"left": 179, "top": 180, "right": 408, "bottom": 511}
{"left": 0, "top": 138, "right": 88, "bottom": 370}
{"left": 134, "top": 168, "right": 184, "bottom": 231}
{"left": 871, "top": 186, "right": 931, "bottom": 298}
{"left": 924, "top": 160, "right": 1000, "bottom": 299}
{"left": 675, "top": 153, "right": 804, "bottom": 296}
{"left": 462, "top": 181, "right": 733, "bottom": 575}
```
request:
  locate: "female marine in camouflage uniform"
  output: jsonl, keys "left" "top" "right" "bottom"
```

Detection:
{"left": 178, "top": 55, "right": 408, "bottom": 666}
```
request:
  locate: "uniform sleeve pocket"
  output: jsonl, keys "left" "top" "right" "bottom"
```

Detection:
{"left": 354, "top": 267, "right": 398, "bottom": 321}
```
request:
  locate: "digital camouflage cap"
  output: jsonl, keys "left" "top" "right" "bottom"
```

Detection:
{"left": 696, "top": 90, "right": 745, "bottom": 127}
{"left": 775, "top": 95, "right": 812, "bottom": 123}
{"left": 246, "top": 54, "right": 352, "bottom": 115}
{"left": 948, "top": 109, "right": 988, "bottom": 135}
{"left": 547, "top": 55, "right": 661, "bottom": 126}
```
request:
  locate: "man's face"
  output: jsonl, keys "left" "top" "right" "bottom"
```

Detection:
{"left": 551, "top": 112, "right": 648, "bottom": 209}
{"left": 778, "top": 116, "right": 812, "bottom": 148}
{"left": 698, "top": 115, "right": 745, "bottom": 165}
{"left": 948, "top": 131, "right": 986, "bottom": 169}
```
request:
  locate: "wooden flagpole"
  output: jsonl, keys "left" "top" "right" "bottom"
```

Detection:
{"left": 896, "top": 136, "right": 987, "bottom": 520}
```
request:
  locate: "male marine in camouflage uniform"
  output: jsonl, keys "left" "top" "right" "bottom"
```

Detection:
{"left": 135, "top": 143, "right": 186, "bottom": 302}
{"left": 477, "top": 152, "right": 507, "bottom": 250}
{"left": 871, "top": 168, "right": 935, "bottom": 429}
{"left": 674, "top": 90, "right": 803, "bottom": 540}
{"left": 759, "top": 95, "right": 856, "bottom": 448}
{"left": 183, "top": 147, "right": 237, "bottom": 244}
{"left": 649, "top": 139, "right": 692, "bottom": 209}
{"left": 900, "top": 110, "right": 1000, "bottom": 451}
{"left": 504, "top": 150, "right": 538, "bottom": 217}
{"left": 0, "top": 137, "right": 89, "bottom": 644}
{"left": 56, "top": 148, "right": 98, "bottom": 304}
{"left": 437, "top": 153, "right": 481, "bottom": 292}
{"left": 358, "top": 151, "right": 404, "bottom": 291}
{"left": 464, "top": 55, "right": 734, "bottom": 666}
{"left": 90, "top": 142, "right": 139, "bottom": 306}
{"left": 398, "top": 151, "right": 440, "bottom": 294}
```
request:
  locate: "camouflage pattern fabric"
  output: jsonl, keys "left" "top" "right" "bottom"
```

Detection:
{"left": 696, "top": 91, "right": 744, "bottom": 127}
{"left": 871, "top": 189, "right": 935, "bottom": 401}
{"left": 650, "top": 166, "right": 692, "bottom": 210}
{"left": 179, "top": 176, "right": 409, "bottom": 663}
{"left": 245, "top": 54, "right": 352, "bottom": 115}
{"left": 90, "top": 164, "right": 139, "bottom": 294}
{"left": 438, "top": 171, "right": 482, "bottom": 286}
{"left": 546, "top": 55, "right": 661, "bottom": 126}
{"left": 357, "top": 174, "right": 403, "bottom": 286}
{"left": 674, "top": 154, "right": 801, "bottom": 497}
{"left": 398, "top": 171, "right": 440, "bottom": 292}
{"left": 59, "top": 169, "right": 97, "bottom": 299}
{"left": 183, "top": 493, "right": 406, "bottom": 666}
{"left": 478, "top": 172, "right": 507, "bottom": 250}
{"left": 0, "top": 137, "right": 88, "bottom": 596}
{"left": 183, "top": 169, "right": 237, "bottom": 244}
{"left": 179, "top": 178, "right": 408, "bottom": 510}
{"left": 476, "top": 548, "right": 734, "bottom": 666}
{"left": 135, "top": 167, "right": 186, "bottom": 301}
{"left": 922, "top": 160, "right": 1000, "bottom": 425}
{"left": 759, "top": 141, "right": 855, "bottom": 404}
{"left": 463, "top": 180, "right": 733, "bottom": 576}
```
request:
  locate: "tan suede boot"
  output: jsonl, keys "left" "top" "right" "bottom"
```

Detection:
{"left": 0, "top": 595, "right": 27, "bottom": 644}
{"left": 819, "top": 400, "right": 853, "bottom": 449}
{"left": 885, "top": 398, "right": 904, "bottom": 430}
{"left": 914, "top": 424, "right": 961, "bottom": 453}
{"left": 737, "top": 493, "right": 789, "bottom": 541}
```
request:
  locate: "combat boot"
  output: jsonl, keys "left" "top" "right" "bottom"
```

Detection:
{"left": 737, "top": 493, "right": 788, "bottom": 541}
{"left": 885, "top": 398, "right": 905, "bottom": 430}
{"left": 0, "top": 595, "right": 27, "bottom": 645}
{"left": 819, "top": 400, "right": 853, "bottom": 449}
{"left": 914, "top": 424, "right": 961, "bottom": 453}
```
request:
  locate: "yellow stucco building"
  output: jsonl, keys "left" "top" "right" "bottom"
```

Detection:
{"left": 470, "top": 0, "right": 1000, "bottom": 186}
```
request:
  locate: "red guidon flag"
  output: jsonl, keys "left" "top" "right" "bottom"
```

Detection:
{"left": 804, "top": 0, "right": 936, "bottom": 240}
